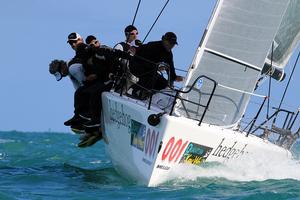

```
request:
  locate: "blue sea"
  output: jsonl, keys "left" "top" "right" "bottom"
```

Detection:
{"left": 1, "top": 131, "right": 300, "bottom": 200}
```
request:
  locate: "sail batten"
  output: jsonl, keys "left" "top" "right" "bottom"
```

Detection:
{"left": 176, "top": 0, "right": 290, "bottom": 127}
{"left": 204, "top": 48, "right": 261, "bottom": 71}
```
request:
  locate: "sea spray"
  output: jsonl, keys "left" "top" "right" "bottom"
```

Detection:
{"left": 165, "top": 143, "right": 300, "bottom": 183}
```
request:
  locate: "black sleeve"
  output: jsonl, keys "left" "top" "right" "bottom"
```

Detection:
{"left": 75, "top": 43, "right": 91, "bottom": 60}
{"left": 95, "top": 47, "right": 132, "bottom": 60}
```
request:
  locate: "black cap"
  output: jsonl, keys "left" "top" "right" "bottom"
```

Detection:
{"left": 85, "top": 35, "right": 97, "bottom": 44}
{"left": 67, "top": 32, "right": 81, "bottom": 43}
{"left": 162, "top": 32, "right": 178, "bottom": 45}
{"left": 124, "top": 25, "right": 137, "bottom": 34}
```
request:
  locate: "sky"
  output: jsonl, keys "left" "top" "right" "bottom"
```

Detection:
{"left": 0, "top": 0, "right": 299, "bottom": 133}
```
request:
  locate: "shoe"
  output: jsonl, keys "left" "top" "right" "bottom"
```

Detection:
{"left": 70, "top": 124, "right": 85, "bottom": 134}
{"left": 84, "top": 119, "right": 101, "bottom": 128}
{"left": 64, "top": 115, "right": 82, "bottom": 126}
{"left": 77, "top": 133, "right": 102, "bottom": 148}
{"left": 79, "top": 133, "right": 92, "bottom": 140}
{"left": 85, "top": 125, "right": 101, "bottom": 134}
{"left": 79, "top": 113, "right": 91, "bottom": 121}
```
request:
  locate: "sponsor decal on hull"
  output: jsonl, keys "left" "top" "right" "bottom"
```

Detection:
{"left": 142, "top": 128, "right": 160, "bottom": 166}
{"left": 211, "top": 138, "right": 248, "bottom": 159}
{"left": 156, "top": 164, "right": 170, "bottom": 170}
{"left": 144, "top": 128, "right": 160, "bottom": 158}
{"left": 130, "top": 120, "right": 146, "bottom": 151}
{"left": 179, "top": 142, "right": 213, "bottom": 166}
{"left": 130, "top": 120, "right": 161, "bottom": 166}
{"left": 108, "top": 100, "right": 131, "bottom": 132}
{"left": 161, "top": 137, "right": 189, "bottom": 163}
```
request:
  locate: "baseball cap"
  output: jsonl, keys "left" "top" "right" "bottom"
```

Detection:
{"left": 67, "top": 32, "right": 82, "bottom": 43}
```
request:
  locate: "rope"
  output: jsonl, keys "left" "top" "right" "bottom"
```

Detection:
{"left": 132, "top": 0, "right": 142, "bottom": 25}
{"left": 273, "top": 49, "right": 300, "bottom": 123}
{"left": 142, "top": 0, "right": 170, "bottom": 44}
{"left": 267, "top": 42, "right": 274, "bottom": 118}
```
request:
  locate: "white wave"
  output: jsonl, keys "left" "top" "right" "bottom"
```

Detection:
{"left": 0, "top": 153, "right": 5, "bottom": 160}
{"left": 90, "top": 160, "right": 111, "bottom": 164}
{"left": 168, "top": 152, "right": 300, "bottom": 182}
{"left": 90, "top": 160, "right": 102, "bottom": 164}
{"left": 0, "top": 139, "right": 15, "bottom": 144}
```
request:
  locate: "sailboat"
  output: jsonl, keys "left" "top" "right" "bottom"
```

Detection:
{"left": 101, "top": 0, "right": 300, "bottom": 186}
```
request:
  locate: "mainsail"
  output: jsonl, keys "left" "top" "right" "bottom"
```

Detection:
{"left": 176, "top": 0, "right": 290, "bottom": 127}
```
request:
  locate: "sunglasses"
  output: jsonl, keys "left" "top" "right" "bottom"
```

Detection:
{"left": 91, "top": 40, "right": 99, "bottom": 45}
{"left": 130, "top": 32, "right": 138, "bottom": 35}
{"left": 68, "top": 40, "right": 78, "bottom": 46}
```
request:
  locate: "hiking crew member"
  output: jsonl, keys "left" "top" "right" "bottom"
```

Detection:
{"left": 130, "top": 32, "right": 183, "bottom": 98}
{"left": 63, "top": 32, "right": 95, "bottom": 127}
{"left": 49, "top": 59, "right": 85, "bottom": 90}
{"left": 114, "top": 25, "right": 141, "bottom": 55}
{"left": 71, "top": 35, "right": 132, "bottom": 128}
{"left": 114, "top": 25, "right": 141, "bottom": 92}
{"left": 81, "top": 35, "right": 116, "bottom": 128}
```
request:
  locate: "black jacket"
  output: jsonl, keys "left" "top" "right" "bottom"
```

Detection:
{"left": 85, "top": 46, "right": 132, "bottom": 83}
{"left": 68, "top": 43, "right": 131, "bottom": 84}
{"left": 130, "top": 41, "right": 177, "bottom": 82}
{"left": 68, "top": 43, "right": 92, "bottom": 67}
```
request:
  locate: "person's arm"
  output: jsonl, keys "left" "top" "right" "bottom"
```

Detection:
{"left": 68, "top": 63, "right": 86, "bottom": 87}
{"left": 168, "top": 52, "right": 183, "bottom": 83}
{"left": 96, "top": 46, "right": 132, "bottom": 60}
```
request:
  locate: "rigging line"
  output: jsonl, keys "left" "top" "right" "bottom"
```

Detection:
{"left": 132, "top": 0, "right": 142, "bottom": 25}
{"left": 267, "top": 42, "right": 274, "bottom": 119}
{"left": 273, "top": 49, "right": 300, "bottom": 124}
{"left": 142, "top": 0, "right": 170, "bottom": 44}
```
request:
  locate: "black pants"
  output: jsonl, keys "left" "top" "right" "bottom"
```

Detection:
{"left": 88, "top": 81, "right": 113, "bottom": 122}
{"left": 74, "top": 85, "right": 90, "bottom": 116}
{"left": 74, "top": 81, "right": 113, "bottom": 122}
{"left": 133, "top": 72, "right": 168, "bottom": 97}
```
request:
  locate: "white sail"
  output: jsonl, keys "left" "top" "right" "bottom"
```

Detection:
{"left": 176, "top": 0, "right": 290, "bottom": 127}
{"left": 265, "top": 0, "right": 300, "bottom": 69}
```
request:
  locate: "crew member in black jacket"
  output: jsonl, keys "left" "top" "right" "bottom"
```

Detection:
{"left": 63, "top": 32, "right": 91, "bottom": 128}
{"left": 130, "top": 32, "right": 183, "bottom": 98}
{"left": 76, "top": 35, "right": 131, "bottom": 129}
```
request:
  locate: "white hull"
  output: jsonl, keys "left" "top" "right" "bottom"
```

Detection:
{"left": 102, "top": 92, "right": 291, "bottom": 186}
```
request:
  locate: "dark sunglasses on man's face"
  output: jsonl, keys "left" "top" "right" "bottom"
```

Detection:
{"left": 130, "top": 32, "right": 138, "bottom": 35}
{"left": 89, "top": 40, "right": 99, "bottom": 47}
{"left": 92, "top": 40, "right": 99, "bottom": 45}
{"left": 68, "top": 40, "right": 78, "bottom": 46}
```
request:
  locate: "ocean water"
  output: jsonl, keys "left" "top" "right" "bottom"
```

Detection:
{"left": 0, "top": 131, "right": 300, "bottom": 200}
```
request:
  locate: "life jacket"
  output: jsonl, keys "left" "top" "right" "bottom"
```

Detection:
{"left": 115, "top": 42, "right": 131, "bottom": 53}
